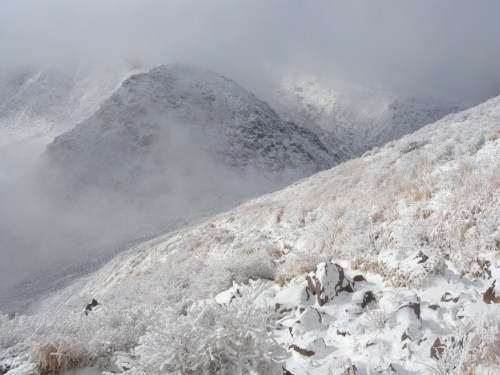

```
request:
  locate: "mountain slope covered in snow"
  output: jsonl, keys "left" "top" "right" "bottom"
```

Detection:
{"left": 4, "top": 94, "right": 498, "bottom": 374}
{"left": 274, "top": 71, "right": 467, "bottom": 155}
{"left": 0, "top": 62, "right": 143, "bottom": 181}
{"left": 0, "top": 64, "right": 349, "bottom": 313}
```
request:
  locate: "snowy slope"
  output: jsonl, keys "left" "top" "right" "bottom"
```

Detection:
{"left": 4, "top": 94, "right": 498, "bottom": 374}
{"left": 274, "top": 71, "right": 467, "bottom": 155}
{"left": 0, "top": 64, "right": 349, "bottom": 314}
{"left": 0, "top": 61, "right": 145, "bottom": 181}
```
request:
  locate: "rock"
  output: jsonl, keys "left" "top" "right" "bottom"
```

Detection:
{"left": 399, "top": 302, "right": 421, "bottom": 321}
{"left": 336, "top": 329, "right": 350, "bottom": 337}
{"left": 430, "top": 337, "right": 445, "bottom": 360}
{"left": 290, "top": 308, "right": 326, "bottom": 337}
{"left": 415, "top": 250, "right": 429, "bottom": 264}
{"left": 84, "top": 298, "right": 99, "bottom": 316}
{"left": 288, "top": 338, "right": 325, "bottom": 357}
{"left": 428, "top": 304, "right": 439, "bottom": 310}
{"left": 306, "top": 262, "right": 354, "bottom": 306}
{"left": 360, "top": 291, "right": 376, "bottom": 308}
{"left": 484, "top": 280, "right": 500, "bottom": 304}
{"left": 353, "top": 275, "right": 366, "bottom": 282}
{"left": 273, "top": 284, "right": 312, "bottom": 313}
{"left": 288, "top": 344, "right": 315, "bottom": 357}
{"left": 441, "top": 292, "right": 459, "bottom": 303}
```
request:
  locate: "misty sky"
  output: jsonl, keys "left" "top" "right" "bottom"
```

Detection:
{"left": 1, "top": 1, "right": 500, "bottom": 103}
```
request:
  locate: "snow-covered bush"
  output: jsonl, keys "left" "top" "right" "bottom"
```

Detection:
{"left": 1, "top": 305, "right": 150, "bottom": 373}
{"left": 114, "top": 282, "right": 286, "bottom": 375}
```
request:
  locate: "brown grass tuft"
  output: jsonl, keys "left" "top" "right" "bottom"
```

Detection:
{"left": 33, "top": 338, "right": 89, "bottom": 375}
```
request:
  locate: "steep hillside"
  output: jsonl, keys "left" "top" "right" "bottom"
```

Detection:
{"left": 274, "top": 71, "right": 467, "bottom": 155}
{"left": 4, "top": 94, "right": 498, "bottom": 374}
{"left": 0, "top": 64, "right": 349, "bottom": 313}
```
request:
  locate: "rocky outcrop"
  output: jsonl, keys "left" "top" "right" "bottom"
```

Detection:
{"left": 306, "top": 262, "right": 355, "bottom": 306}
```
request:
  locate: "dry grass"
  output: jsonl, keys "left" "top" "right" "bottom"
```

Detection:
{"left": 265, "top": 245, "right": 283, "bottom": 259}
{"left": 32, "top": 338, "right": 89, "bottom": 375}
{"left": 486, "top": 128, "right": 500, "bottom": 142}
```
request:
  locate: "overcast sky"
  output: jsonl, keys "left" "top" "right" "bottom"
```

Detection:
{"left": 2, "top": 1, "right": 500, "bottom": 102}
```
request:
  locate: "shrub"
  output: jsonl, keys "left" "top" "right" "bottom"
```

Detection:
{"left": 114, "top": 282, "right": 287, "bottom": 375}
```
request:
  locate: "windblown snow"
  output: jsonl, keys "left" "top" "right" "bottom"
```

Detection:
{"left": 2, "top": 87, "right": 499, "bottom": 374}
{"left": 274, "top": 71, "right": 467, "bottom": 155}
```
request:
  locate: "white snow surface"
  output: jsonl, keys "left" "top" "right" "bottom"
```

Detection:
{"left": 2, "top": 92, "right": 499, "bottom": 374}
{"left": 274, "top": 71, "right": 467, "bottom": 155}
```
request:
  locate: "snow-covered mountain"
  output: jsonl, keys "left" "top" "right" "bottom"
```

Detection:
{"left": 0, "top": 64, "right": 349, "bottom": 313}
{"left": 274, "top": 71, "right": 467, "bottom": 155}
{"left": 0, "top": 61, "right": 144, "bottom": 182}
{"left": 44, "top": 64, "right": 348, "bottom": 194}
{"left": 3, "top": 93, "right": 498, "bottom": 374}
{"left": 37, "top": 64, "right": 348, "bottom": 234}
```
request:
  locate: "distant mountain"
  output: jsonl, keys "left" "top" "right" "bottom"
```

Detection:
{"left": 0, "top": 64, "right": 349, "bottom": 310}
{"left": 274, "top": 71, "right": 467, "bottom": 155}
{"left": 0, "top": 61, "right": 143, "bottom": 180}
{"left": 45, "top": 64, "right": 348, "bottom": 192}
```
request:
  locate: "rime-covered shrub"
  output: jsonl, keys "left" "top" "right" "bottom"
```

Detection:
{"left": 114, "top": 281, "right": 286, "bottom": 375}
{"left": 1, "top": 305, "right": 150, "bottom": 373}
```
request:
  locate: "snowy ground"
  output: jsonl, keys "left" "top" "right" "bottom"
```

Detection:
{"left": 1, "top": 92, "right": 499, "bottom": 373}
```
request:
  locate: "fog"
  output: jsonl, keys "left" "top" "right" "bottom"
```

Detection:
{"left": 2, "top": 1, "right": 500, "bottom": 103}
{"left": 2, "top": 1, "right": 500, "bottom": 312}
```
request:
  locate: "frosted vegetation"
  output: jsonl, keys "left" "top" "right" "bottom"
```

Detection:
{"left": 1, "top": 78, "right": 500, "bottom": 374}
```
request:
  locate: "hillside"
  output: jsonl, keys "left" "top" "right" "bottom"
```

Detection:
{"left": 2, "top": 94, "right": 497, "bottom": 374}
{"left": 274, "top": 71, "right": 467, "bottom": 155}
{"left": 0, "top": 64, "right": 349, "bottom": 314}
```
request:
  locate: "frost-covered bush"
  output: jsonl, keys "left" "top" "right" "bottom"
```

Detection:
{"left": 423, "top": 311, "right": 500, "bottom": 375}
{"left": 1, "top": 305, "right": 150, "bottom": 373}
{"left": 277, "top": 250, "right": 330, "bottom": 283}
{"left": 114, "top": 282, "right": 286, "bottom": 375}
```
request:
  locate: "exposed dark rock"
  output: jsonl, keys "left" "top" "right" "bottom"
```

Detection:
{"left": 84, "top": 298, "right": 99, "bottom": 316}
{"left": 401, "top": 332, "right": 410, "bottom": 341}
{"left": 428, "top": 304, "right": 439, "bottom": 310}
{"left": 484, "top": 280, "right": 500, "bottom": 304}
{"left": 430, "top": 338, "right": 445, "bottom": 360}
{"left": 289, "top": 344, "right": 315, "bottom": 357}
{"left": 360, "top": 291, "right": 376, "bottom": 308}
{"left": 336, "top": 329, "right": 351, "bottom": 337}
{"left": 441, "top": 292, "right": 459, "bottom": 303}
{"left": 353, "top": 275, "right": 366, "bottom": 282}
{"left": 407, "top": 302, "right": 421, "bottom": 320}
{"left": 415, "top": 250, "right": 429, "bottom": 264}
